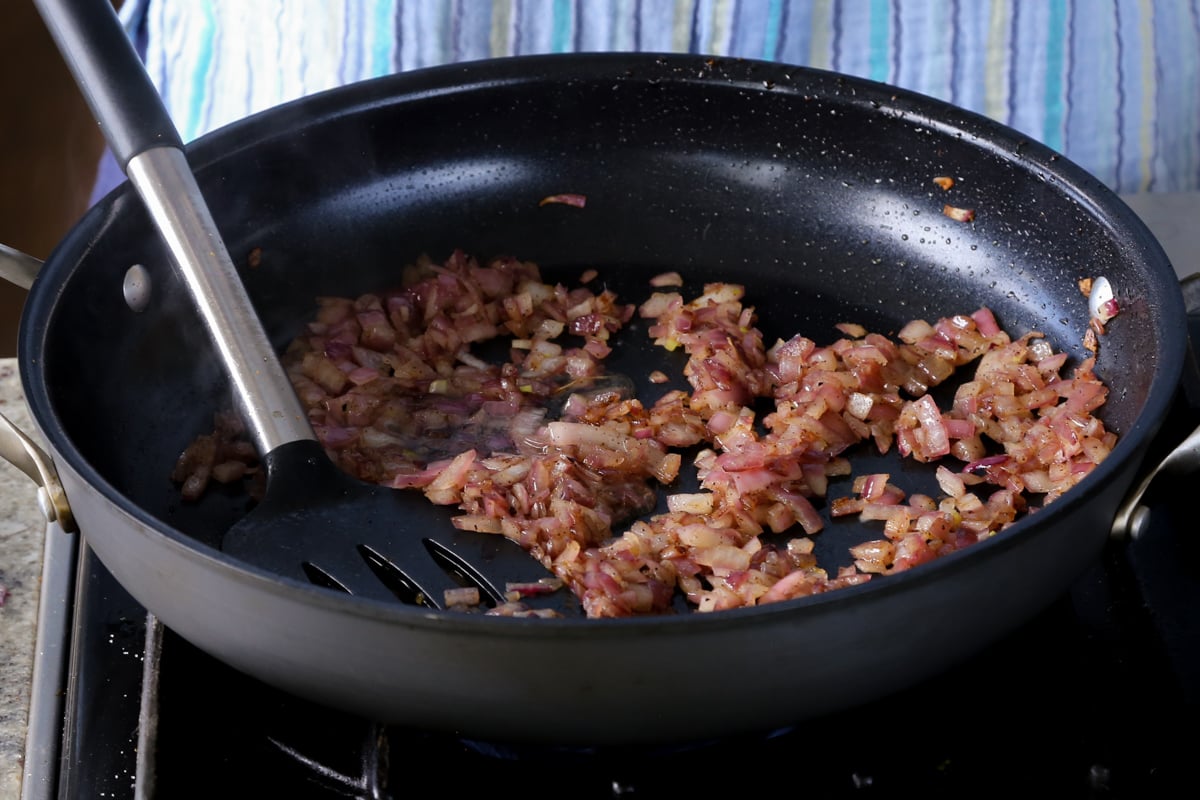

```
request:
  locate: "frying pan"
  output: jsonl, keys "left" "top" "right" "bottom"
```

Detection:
{"left": 3, "top": 50, "right": 1187, "bottom": 746}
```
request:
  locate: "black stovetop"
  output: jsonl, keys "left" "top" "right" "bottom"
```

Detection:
{"left": 51, "top": 510, "right": 1198, "bottom": 799}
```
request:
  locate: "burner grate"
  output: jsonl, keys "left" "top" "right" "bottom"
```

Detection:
{"left": 143, "top": 552, "right": 1190, "bottom": 799}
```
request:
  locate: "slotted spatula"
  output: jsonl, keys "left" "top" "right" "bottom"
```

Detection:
{"left": 35, "top": 0, "right": 579, "bottom": 616}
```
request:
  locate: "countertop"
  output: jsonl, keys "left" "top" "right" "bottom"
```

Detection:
{"left": 0, "top": 362, "right": 47, "bottom": 799}
{"left": 0, "top": 191, "right": 1195, "bottom": 799}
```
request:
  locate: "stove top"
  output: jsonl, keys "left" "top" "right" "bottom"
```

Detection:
{"left": 38, "top": 487, "right": 1200, "bottom": 798}
{"left": 20, "top": 195, "right": 1200, "bottom": 799}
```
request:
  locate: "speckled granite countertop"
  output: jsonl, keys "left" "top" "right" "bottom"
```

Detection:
{"left": 0, "top": 359, "right": 45, "bottom": 799}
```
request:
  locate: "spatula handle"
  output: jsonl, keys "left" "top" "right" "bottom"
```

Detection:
{"left": 33, "top": 0, "right": 316, "bottom": 456}
{"left": 33, "top": 0, "right": 181, "bottom": 169}
{"left": 124, "top": 147, "right": 317, "bottom": 453}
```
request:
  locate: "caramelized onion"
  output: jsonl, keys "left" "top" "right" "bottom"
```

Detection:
{"left": 174, "top": 251, "right": 1114, "bottom": 618}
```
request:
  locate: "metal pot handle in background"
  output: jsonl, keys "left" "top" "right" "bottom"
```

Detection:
{"left": 0, "top": 412, "right": 76, "bottom": 532}
{"left": 1111, "top": 424, "right": 1200, "bottom": 539}
{"left": 0, "top": 243, "right": 42, "bottom": 290}
{"left": 0, "top": 245, "right": 74, "bottom": 529}
{"left": 1111, "top": 271, "right": 1200, "bottom": 540}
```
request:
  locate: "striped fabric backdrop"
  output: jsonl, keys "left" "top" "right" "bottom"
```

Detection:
{"left": 121, "top": 0, "right": 1200, "bottom": 194}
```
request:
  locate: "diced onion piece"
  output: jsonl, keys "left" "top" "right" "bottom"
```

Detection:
{"left": 667, "top": 492, "right": 715, "bottom": 514}
{"left": 444, "top": 586, "right": 481, "bottom": 607}
{"left": 650, "top": 271, "right": 684, "bottom": 287}
{"left": 1087, "top": 276, "right": 1119, "bottom": 324}
{"left": 176, "top": 243, "right": 1117, "bottom": 622}
{"left": 943, "top": 204, "right": 975, "bottom": 222}
{"left": 836, "top": 322, "right": 867, "bottom": 338}
{"left": 538, "top": 193, "right": 586, "bottom": 207}
{"left": 506, "top": 578, "right": 565, "bottom": 597}
{"left": 452, "top": 514, "right": 505, "bottom": 534}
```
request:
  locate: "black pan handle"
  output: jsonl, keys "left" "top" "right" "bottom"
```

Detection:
{"left": 33, "top": 0, "right": 182, "bottom": 169}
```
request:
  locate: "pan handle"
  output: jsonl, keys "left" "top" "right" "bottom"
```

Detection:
{"left": 0, "top": 244, "right": 42, "bottom": 290}
{"left": 1112, "top": 271, "right": 1200, "bottom": 540}
{"left": 30, "top": 0, "right": 181, "bottom": 169}
{"left": 0, "top": 412, "right": 76, "bottom": 533}
{"left": 1111, "top": 422, "right": 1200, "bottom": 540}
{"left": 32, "top": 0, "right": 316, "bottom": 458}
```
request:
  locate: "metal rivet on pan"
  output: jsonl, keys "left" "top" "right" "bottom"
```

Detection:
{"left": 123, "top": 264, "right": 152, "bottom": 312}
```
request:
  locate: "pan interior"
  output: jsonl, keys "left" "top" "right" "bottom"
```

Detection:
{"left": 26, "top": 55, "right": 1182, "bottom": 604}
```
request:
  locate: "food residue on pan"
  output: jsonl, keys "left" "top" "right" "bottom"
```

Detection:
{"left": 933, "top": 176, "right": 955, "bottom": 191}
{"left": 649, "top": 271, "right": 683, "bottom": 288}
{"left": 1080, "top": 276, "right": 1119, "bottom": 353}
{"left": 174, "top": 251, "right": 1116, "bottom": 619}
{"left": 942, "top": 204, "right": 975, "bottom": 223}
{"left": 538, "top": 193, "right": 587, "bottom": 208}
{"left": 1081, "top": 276, "right": 1119, "bottom": 324}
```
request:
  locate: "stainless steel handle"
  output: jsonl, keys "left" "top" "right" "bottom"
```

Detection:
{"left": 1111, "top": 423, "right": 1200, "bottom": 540}
{"left": 0, "top": 412, "right": 76, "bottom": 532}
{"left": 1111, "top": 271, "right": 1200, "bottom": 540}
{"left": 31, "top": 0, "right": 315, "bottom": 459}
{"left": 0, "top": 243, "right": 43, "bottom": 290}
{"left": 125, "top": 147, "right": 316, "bottom": 455}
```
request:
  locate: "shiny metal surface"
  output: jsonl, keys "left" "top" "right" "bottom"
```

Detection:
{"left": 1110, "top": 269, "right": 1200, "bottom": 540}
{"left": 19, "top": 519, "right": 77, "bottom": 800}
{"left": 0, "top": 244, "right": 41, "bottom": 291}
{"left": 125, "top": 147, "right": 313, "bottom": 455}
{"left": 0, "top": 412, "right": 74, "bottom": 531}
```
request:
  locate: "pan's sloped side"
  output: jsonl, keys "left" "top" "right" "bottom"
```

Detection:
{"left": 51, "top": 441, "right": 1139, "bottom": 746}
{"left": 19, "top": 54, "right": 1187, "bottom": 744}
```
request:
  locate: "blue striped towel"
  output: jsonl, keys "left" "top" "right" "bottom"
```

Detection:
{"left": 109, "top": 0, "right": 1200, "bottom": 195}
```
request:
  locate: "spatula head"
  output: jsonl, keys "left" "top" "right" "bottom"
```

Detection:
{"left": 220, "top": 440, "right": 580, "bottom": 616}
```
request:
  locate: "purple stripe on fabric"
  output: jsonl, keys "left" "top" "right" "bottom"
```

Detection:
{"left": 88, "top": 150, "right": 124, "bottom": 206}
{"left": 890, "top": 0, "right": 900, "bottom": 85}
{"left": 392, "top": 0, "right": 404, "bottom": 72}
{"left": 1148, "top": 2, "right": 1161, "bottom": 191}
{"left": 131, "top": 4, "right": 150, "bottom": 55}
{"left": 1194, "top": 0, "right": 1200, "bottom": 188}
{"left": 949, "top": 0, "right": 959, "bottom": 106}
{"left": 690, "top": 0, "right": 702, "bottom": 53}
{"left": 1007, "top": 1, "right": 1019, "bottom": 128}
{"left": 832, "top": 0, "right": 843, "bottom": 72}
{"left": 513, "top": 0, "right": 524, "bottom": 53}
{"left": 634, "top": 0, "right": 643, "bottom": 50}
{"left": 1114, "top": 1, "right": 1126, "bottom": 187}
{"left": 776, "top": 0, "right": 792, "bottom": 62}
